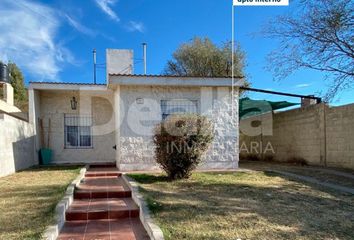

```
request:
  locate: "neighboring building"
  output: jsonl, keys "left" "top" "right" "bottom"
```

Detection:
{"left": 28, "top": 49, "right": 243, "bottom": 171}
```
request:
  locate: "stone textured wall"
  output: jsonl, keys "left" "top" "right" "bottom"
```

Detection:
{"left": 0, "top": 113, "right": 35, "bottom": 177}
{"left": 39, "top": 90, "right": 116, "bottom": 164}
{"left": 118, "top": 85, "right": 239, "bottom": 171}
{"left": 240, "top": 103, "right": 354, "bottom": 169}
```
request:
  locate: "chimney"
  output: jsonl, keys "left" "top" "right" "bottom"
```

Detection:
{"left": 301, "top": 95, "right": 317, "bottom": 108}
{"left": 106, "top": 49, "right": 134, "bottom": 80}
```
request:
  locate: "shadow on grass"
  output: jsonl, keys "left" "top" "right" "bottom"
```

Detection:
{"left": 132, "top": 172, "right": 354, "bottom": 239}
{"left": 128, "top": 173, "right": 169, "bottom": 184}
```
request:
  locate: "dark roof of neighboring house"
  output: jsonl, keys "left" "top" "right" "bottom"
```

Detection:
{"left": 109, "top": 73, "right": 244, "bottom": 79}
{"left": 29, "top": 81, "right": 106, "bottom": 85}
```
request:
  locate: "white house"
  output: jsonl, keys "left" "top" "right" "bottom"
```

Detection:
{"left": 28, "top": 49, "right": 243, "bottom": 171}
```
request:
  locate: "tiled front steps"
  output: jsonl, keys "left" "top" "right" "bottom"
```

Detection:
{"left": 65, "top": 198, "right": 139, "bottom": 221}
{"left": 58, "top": 219, "right": 149, "bottom": 240}
{"left": 58, "top": 166, "right": 149, "bottom": 240}
{"left": 74, "top": 176, "right": 131, "bottom": 199}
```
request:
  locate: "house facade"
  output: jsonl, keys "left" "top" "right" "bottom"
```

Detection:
{"left": 28, "top": 49, "right": 243, "bottom": 171}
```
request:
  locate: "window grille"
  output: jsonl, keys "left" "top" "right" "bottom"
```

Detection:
{"left": 161, "top": 99, "right": 198, "bottom": 120}
{"left": 64, "top": 114, "right": 93, "bottom": 148}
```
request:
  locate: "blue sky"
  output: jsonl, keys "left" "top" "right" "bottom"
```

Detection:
{"left": 0, "top": 0, "right": 353, "bottom": 105}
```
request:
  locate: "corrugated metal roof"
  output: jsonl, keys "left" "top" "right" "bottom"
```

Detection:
{"left": 29, "top": 81, "right": 106, "bottom": 86}
{"left": 109, "top": 73, "right": 243, "bottom": 79}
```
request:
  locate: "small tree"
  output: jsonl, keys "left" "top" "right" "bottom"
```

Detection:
{"left": 164, "top": 37, "right": 247, "bottom": 79}
{"left": 154, "top": 114, "right": 214, "bottom": 180}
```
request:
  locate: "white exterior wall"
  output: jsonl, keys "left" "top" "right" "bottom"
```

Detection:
{"left": 117, "top": 85, "right": 239, "bottom": 171}
{"left": 39, "top": 90, "right": 116, "bottom": 164}
{"left": 0, "top": 113, "right": 36, "bottom": 177}
{"left": 28, "top": 89, "right": 41, "bottom": 163}
{"left": 32, "top": 84, "right": 239, "bottom": 170}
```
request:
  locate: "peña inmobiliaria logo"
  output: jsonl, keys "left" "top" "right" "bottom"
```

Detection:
{"left": 233, "top": 0, "right": 289, "bottom": 6}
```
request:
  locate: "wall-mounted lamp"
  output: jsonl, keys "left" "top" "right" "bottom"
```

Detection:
{"left": 136, "top": 98, "right": 144, "bottom": 104}
{"left": 70, "top": 97, "right": 78, "bottom": 110}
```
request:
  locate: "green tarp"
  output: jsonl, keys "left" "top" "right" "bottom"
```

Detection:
{"left": 239, "top": 97, "right": 299, "bottom": 119}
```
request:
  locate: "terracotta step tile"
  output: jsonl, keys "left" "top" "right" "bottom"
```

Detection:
{"left": 74, "top": 190, "right": 131, "bottom": 199}
{"left": 78, "top": 176, "right": 129, "bottom": 191}
{"left": 58, "top": 167, "right": 149, "bottom": 240}
{"left": 85, "top": 167, "right": 121, "bottom": 177}
{"left": 58, "top": 219, "right": 149, "bottom": 240}
{"left": 85, "top": 172, "right": 121, "bottom": 177}
{"left": 89, "top": 163, "right": 116, "bottom": 168}
{"left": 74, "top": 176, "right": 131, "bottom": 199}
{"left": 66, "top": 198, "right": 139, "bottom": 221}
{"left": 110, "top": 219, "right": 150, "bottom": 240}
{"left": 57, "top": 221, "right": 86, "bottom": 240}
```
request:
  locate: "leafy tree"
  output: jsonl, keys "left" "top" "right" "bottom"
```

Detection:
{"left": 164, "top": 37, "right": 246, "bottom": 81}
{"left": 0, "top": 61, "right": 28, "bottom": 111}
{"left": 264, "top": 0, "right": 354, "bottom": 100}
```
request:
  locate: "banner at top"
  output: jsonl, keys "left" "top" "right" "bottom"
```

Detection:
{"left": 233, "top": 0, "right": 289, "bottom": 6}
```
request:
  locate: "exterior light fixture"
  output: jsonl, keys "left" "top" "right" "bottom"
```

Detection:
{"left": 70, "top": 97, "right": 77, "bottom": 110}
{"left": 136, "top": 98, "right": 144, "bottom": 104}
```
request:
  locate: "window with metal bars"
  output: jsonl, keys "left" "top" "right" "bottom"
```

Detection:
{"left": 161, "top": 99, "right": 198, "bottom": 120}
{"left": 64, "top": 114, "right": 93, "bottom": 149}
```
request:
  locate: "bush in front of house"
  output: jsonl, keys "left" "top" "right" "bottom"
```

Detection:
{"left": 153, "top": 114, "right": 214, "bottom": 180}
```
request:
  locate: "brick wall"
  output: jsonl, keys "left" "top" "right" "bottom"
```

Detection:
{"left": 240, "top": 103, "right": 354, "bottom": 170}
{"left": 326, "top": 103, "right": 354, "bottom": 169}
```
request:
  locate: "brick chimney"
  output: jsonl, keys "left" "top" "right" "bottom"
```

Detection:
{"left": 301, "top": 95, "right": 317, "bottom": 108}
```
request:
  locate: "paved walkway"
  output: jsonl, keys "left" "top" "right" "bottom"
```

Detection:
{"left": 58, "top": 164, "right": 149, "bottom": 240}
{"left": 271, "top": 170, "right": 354, "bottom": 195}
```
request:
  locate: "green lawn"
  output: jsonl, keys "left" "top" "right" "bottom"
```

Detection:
{"left": 0, "top": 166, "right": 81, "bottom": 240}
{"left": 129, "top": 171, "right": 354, "bottom": 240}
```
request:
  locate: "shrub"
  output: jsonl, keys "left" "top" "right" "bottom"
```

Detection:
{"left": 153, "top": 114, "right": 214, "bottom": 180}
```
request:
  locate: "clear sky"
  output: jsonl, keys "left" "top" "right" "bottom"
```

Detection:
{"left": 0, "top": 0, "right": 353, "bottom": 105}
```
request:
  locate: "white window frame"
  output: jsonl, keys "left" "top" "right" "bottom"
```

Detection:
{"left": 64, "top": 114, "right": 93, "bottom": 149}
{"left": 161, "top": 99, "right": 199, "bottom": 120}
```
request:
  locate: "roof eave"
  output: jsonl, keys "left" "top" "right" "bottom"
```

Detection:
{"left": 109, "top": 75, "right": 244, "bottom": 87}
{"left": 29, "top": 82, "right": 108, "bottom": 91}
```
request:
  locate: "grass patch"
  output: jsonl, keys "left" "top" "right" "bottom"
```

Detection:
{"left": 129, "top": 171, "right": 354, "bottom": 240}
{"left": 0, "top": 165, "right": 81, "bottom": 240}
